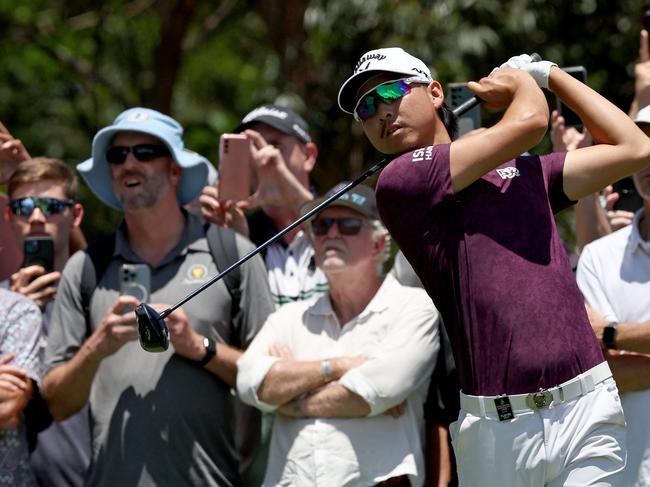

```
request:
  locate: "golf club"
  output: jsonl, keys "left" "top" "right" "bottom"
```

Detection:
{"left": 136, "top": 53, "right": 542, "bottom": 352}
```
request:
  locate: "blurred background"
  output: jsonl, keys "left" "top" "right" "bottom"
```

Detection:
{"left": 0, "top": 0, "right": 646, "bottom": 243}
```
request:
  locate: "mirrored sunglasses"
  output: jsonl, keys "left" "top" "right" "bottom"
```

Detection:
{"left": 9, "top": 197, "right": 75, "bottom": 217}
{"left": 354, "top": 78, "right": 422, "bottom": 122}
{"left": 311, "top": 217, "right": 366, "bottom": 236}
{"left": 106, "top": 144, "right": 171, "bottom": 165}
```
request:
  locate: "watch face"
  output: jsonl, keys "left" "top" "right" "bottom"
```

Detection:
{"left": 203, "top": 337, "right": 210, "bottom": 348}
{"left": 602, "top": 325, "right": 617, "bottom": 349}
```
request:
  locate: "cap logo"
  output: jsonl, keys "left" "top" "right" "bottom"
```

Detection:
{"left": 242, "top": 106, "right": 288, "bottom": 124}
{"left": 339, "top": 192, "right": 366, "bottom": 205}
{"left": 125, "top": 113, "right": 150, "bottom": 122}
{"left": 292, "top": 123, "right": 309, "bottom": 142}
{"left": 354, "top": 53, "right": 387, "bottom": 73}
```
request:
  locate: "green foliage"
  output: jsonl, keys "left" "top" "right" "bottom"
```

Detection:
{"left": 0, "top": 0, "right": 646, "bottom": 245}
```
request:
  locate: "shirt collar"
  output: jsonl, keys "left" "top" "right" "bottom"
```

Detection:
{"left": 309, "top": 273, "right": 398, "bottom": 319}
{"left": 629, "top": 208, "right": 650, "bottom": 255}
{"left": 114, "top": 210, "right": 206, "bottom": 266}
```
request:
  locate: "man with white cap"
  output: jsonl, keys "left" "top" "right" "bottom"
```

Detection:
{"left": 338, "top": 47, "right": 650, "bottom": 485}
{"left": 41, "top": 108, "right": 275, "bottom": 486}
{"left": 577, "top": 104, "right": 650, "bottom": 486}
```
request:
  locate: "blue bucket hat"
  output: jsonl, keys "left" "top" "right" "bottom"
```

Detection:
{"left": 77, "top": 107, "right": 211, "bottom": 210}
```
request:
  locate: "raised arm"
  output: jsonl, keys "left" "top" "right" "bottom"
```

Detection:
{"left": 554, "top": 66, "right": 650, "bottom": 200}
{"left": 449, "top": 67, "right": 549, "bottom": 192}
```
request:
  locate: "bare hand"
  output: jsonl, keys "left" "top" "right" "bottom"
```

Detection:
{"left": 0, "top": 355, "right": 29, "bottom": 393}
{"left": 199, "top": 185, "right": 250, "bottom": 236}
{"left": 550, "top": 110, "right": 592, "bottom": 152}
{"left": 268, "top": 344, "right": 294, "bottom": 360}
{"left": 243, "top": 129, "right": 312, "bottom": 213}
{"left": 151, "top": 304, "right": 203, "bottom": 361}
{"left": 0, "top": 122, "right": 30, "bottom": 184}
{"left": 383, "top": 400, "right": 407, "bottom": 418}
{"left": 88, "top": 296, "right": 140, "bottom": 360}
{"left": 10, "top": 266, "right": 60, "bottom": 310}
{"left": 602, "top": 185, "right": 635, "bottom": 231}
{"left": 467, "top": 68, "right": 535, "bottom": 111}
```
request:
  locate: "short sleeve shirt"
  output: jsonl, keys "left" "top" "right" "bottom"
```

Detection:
{"left": 45, "top": 213, "right": 275, "bottom": 487}
{"left": 376, "top": 144, "right": 603, "bottom": 395}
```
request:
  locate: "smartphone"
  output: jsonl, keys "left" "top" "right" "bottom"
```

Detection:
{"left": 119, "top": 263, "right": 151, "bottom": 303}
{"left": 612, "top": 177, "right": 644, "bottom": 213}
{"left": 556, "top": 66, "right": 587, "bottom": 127}
{"left": 644, "top": 9, "right": 650, "bottom": 31}
{"left": 22, "top": 236, "right": 54, "bottom": 272}
{"left": 448, "top": 82, "right": 481, "bottom": 137}
{"left": 218, "top": 133, "right": 251, "bottom": 202}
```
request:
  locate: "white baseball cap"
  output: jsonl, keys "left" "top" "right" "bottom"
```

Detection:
{"left": 338, "top": 47, "right": 433, "bottom": 114}
{"left": 634, "top": 105, "right": 650, "bottom": 125}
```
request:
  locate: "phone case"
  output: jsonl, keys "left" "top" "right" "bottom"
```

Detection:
{"left": 120, "top": 263, "right": 151, "bottom": 303}
{"left": 556, "top": 66, "right": 587, "bottom": 127}
{"left": 23, "top": 236, "right": 55, "bottom": 272}
{"left": 218, "top": 133, "right": 251, "bottom": 202}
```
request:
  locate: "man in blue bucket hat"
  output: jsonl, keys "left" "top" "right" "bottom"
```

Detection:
{"left": 41, "top": 108, "right": 275, "bottom": 486}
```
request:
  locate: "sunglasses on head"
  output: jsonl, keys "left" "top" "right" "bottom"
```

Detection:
{"left": 106, "top": 144, "right": 171, "bottom": 165}
{"left": 311, "top": 216, "right": 367, "bottom": 236}
{"left": 353, "top": 77, "right": 425, "bottom": 122}
{"left": 9, "top": 197, "right": 75, "bottom": 217}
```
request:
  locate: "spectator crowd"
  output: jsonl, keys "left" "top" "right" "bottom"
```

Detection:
{"left": 1, "top": 27, "right": 650, "bottom": 487}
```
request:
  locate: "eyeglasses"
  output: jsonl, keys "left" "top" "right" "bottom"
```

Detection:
{"left": 9, "top": 197, "right": 74, "bottom": 217}
{"left": 311, "top": 217, "right": 367, "bottom": 236}
{"left": 106, "top": 144, "right": 171, "bottom": 165}
{"left": 353, "top": 77, "right": 424, "bottom": 122}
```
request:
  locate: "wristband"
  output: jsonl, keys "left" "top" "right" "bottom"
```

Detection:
{"left": 321, "top": 358, "right": 332, "bottom": 383}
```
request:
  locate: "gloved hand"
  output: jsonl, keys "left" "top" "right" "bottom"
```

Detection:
{"left": 498, "top": 54, "right": 557, "bottom": 90}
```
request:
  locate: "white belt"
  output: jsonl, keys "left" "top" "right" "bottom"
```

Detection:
{"left": 460, "top": 361, "right": 612, "bottom": 418}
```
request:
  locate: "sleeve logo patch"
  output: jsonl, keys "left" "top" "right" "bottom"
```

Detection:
{"left": 496, "top": 167, "right": 520, "bottom": 179}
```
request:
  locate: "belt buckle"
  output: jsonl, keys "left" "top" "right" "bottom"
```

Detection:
{"left": 525, "top": 389, "right": 553, "bottom": 410}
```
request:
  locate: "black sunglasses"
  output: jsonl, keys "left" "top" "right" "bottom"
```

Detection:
{"left": 311, "top": 217, "right": 366, "bottom": 236}
{"left": 9, "top": 197, "right": 75, "bottom": 217}
{"left": 106, "top": 144, "right": 171, "bottom": 165}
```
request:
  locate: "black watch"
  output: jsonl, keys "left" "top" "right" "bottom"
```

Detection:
{"left": 197, "top": 336, "right": 217, "bottom": 367}
{"left": 602, "top": 322, "right": 618, "bottom": 350}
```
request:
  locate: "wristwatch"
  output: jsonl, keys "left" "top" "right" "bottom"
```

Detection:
{"left": 197, "top": 336, "right": 217, "bottom": 367}
{"left": 602, "top": 322, "right": 618, "bottom": 350}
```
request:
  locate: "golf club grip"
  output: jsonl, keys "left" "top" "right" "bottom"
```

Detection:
{"left": 453, "top": 52, "right": 542, "bottom": 117}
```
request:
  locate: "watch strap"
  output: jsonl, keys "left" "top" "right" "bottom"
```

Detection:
{"left": 198, "top": 336, "right": 216, "bottom": 367}
{"left": 602, "top": 322, "right": 618, "bottom": 350}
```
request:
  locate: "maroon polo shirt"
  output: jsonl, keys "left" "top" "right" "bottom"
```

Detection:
{"left": 376, "top": 143, "right": 604, "bottom": 396}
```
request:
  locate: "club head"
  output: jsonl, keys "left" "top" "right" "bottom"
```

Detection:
{"left": 135, "top": 303, "right": 169, "bottom": 352}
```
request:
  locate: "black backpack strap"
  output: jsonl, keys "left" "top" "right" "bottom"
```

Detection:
{"left": 205, "top": 224, "right": 242, "bottom": 320}
{"left": 80, "top": 235, "right": 115, "bottom": 337}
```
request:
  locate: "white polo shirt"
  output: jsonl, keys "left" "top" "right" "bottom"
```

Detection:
{"left": 577, "top": 208, "right": 650, "bottom": 486}
{"left": 264, "top": 230, "right": 328, "bottom": 307}
{"left": 237, "top": 274, "right": 440, "bottom": 487}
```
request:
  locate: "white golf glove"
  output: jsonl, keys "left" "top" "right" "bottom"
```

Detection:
{"left": 497, "top": 54, "right": 557, "bottom": 90}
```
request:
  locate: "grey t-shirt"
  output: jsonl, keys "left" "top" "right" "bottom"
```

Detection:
{"left": 376, "top": 144, "right": 604, "bottom": 396}
{"left": 45, "top": 213, "right": 275, "bottom": 487}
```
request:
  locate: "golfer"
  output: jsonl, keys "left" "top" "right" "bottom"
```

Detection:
{"left": 338, "top": 48, "right": 650, "bottom": 485}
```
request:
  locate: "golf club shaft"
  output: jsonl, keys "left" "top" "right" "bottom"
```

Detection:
{"left": 160, "top": 159, "right": 390, "bottom": 318}
{"left": 159, "top": 54, "right": 543, "bottom": 318}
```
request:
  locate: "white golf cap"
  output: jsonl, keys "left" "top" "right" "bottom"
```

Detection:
{"left": 635, "top": 105, "right": 650, "bottom": 125}
{"left": 338, "top": 47, "right": 433, "bottom": 114}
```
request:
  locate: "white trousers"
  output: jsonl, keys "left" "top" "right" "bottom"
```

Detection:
{"left": 450, "top": 378, "right": 626, "bottom": 486}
